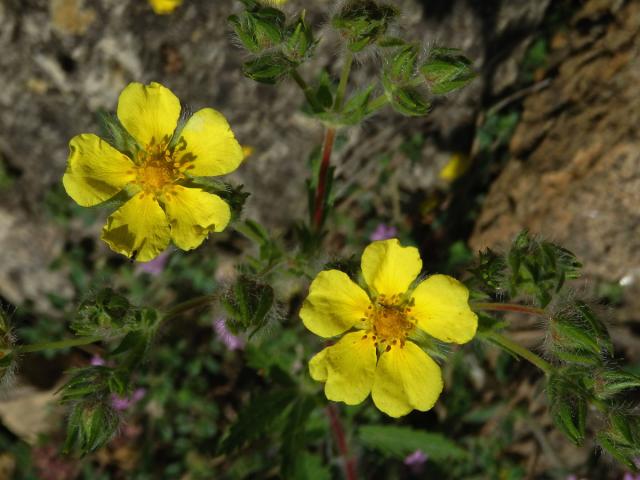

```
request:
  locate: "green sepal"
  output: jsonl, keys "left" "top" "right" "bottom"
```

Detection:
{"left": 228, "top": 5, "right": 286, "bottom": 54}
{"left": 64, "top": 401, "right": 119, "bottom": 455}
{"left": 96, "top": 111, "right": 140, "bottom": 160}
{"left": 420, "top": 47, "right": 475, "bottom": 95}
{"left": 283, "top": 11, "right": 317, "bottom": 63}
{"left": 386, "top": 85, "right": 430, "bottom": 116}
{"left": 316, "top": 85, "right": 375, "bottom": 126}
{"left": 595, "top": 369, "right": 640, "bottom": 400}
{"left": 387, "top": 43, "right": 419, "bottom": 83}
{"left": 597, "top": 432, "right": 637, "bottom": 470}
{"left": 547, "top": 372, "right": 588, "bottom": 445}
{"left": 243, "top": 52, "right": 294, "bottom": 84}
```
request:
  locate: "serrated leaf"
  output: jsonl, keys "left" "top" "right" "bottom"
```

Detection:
{"left": 358, "top": 425, "right": 467, "bottom": 462}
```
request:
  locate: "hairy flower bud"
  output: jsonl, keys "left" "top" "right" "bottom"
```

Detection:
{"left": 331, "top": 0, "right": 399, "bottom": 52}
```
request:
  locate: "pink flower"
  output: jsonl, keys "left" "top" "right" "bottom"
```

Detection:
{"left": 111, "top": 388, "right": 146, "bottom": 411}
{"left": 404, "top": 449, "right": 428, "bottom": 474}
{"left": 213, "top": 318, "right": 245, "bottom": 351}
{"left": 370, "top": 224, "right": 398, "bottom": 242}
{"left": 135, "top": 250, "right": 170, "bottom": 276}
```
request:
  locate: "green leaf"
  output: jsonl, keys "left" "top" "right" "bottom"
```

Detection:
{"left": 220, "top": 389, "right": 295, "bottom": 453}
{"left": 331, "top": 0, "right": 399, "bottom": 52}
{"left": 281, "top": 395, "right": 316, "bottom": 479}
{"left": 358, "top": 425, "right": 467, "bottom": 462}
{"left": 290, "top": 453, "right": 331, "bottom": 480}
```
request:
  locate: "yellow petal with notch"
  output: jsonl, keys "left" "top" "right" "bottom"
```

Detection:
{"left": 309, "top": 331, "right": 377, "bottom": 405}
{"left": 411, "top": 274, "right": 477, "bottom": 344}
{"left": 300, "top": 270, "right": 371, "bottom": 338}
{"left": 101, "top": 192, "right": 171, "bottom": 262}
{"left": 371, "top": 341, "right": 443, "bottom": 417}
{"left": 116, "top": 82, "right": 181, "bottom": 148}
{"left": 361, "top": 239, "right": 422, "bottom": 297}
{"left": 63, "top": 134, "right": 135, "bottom": 207}
{"left": 163, "top": 186, "right": 231, "bottom": 251}
{"left": 176, "top": 108, "right": 244, "bottom": 177}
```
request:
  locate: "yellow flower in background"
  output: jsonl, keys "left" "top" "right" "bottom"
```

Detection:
{"left": 148, "top": 0, "right": 183, "bottom": 15}
{"left": 63, "top": 82, "right": 243, "bottom": 262}
{"left": 439, "top": 152, "right": 472, "bottom": 182}
{"left": 300, "top": 239, "right": 478, "bottom": 417}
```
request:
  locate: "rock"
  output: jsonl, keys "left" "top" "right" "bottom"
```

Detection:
{"left": 470, "top": 1, "right": 640, "bottom": 326}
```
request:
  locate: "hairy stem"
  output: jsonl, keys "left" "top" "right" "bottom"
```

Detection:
{"left": 326, "top": 404, "right": 358, "bottom": 480}
{"left": 291, "top": 68, "right": 323, "bottom": 112}
{"left": 291, "top": 69, "right": 323, "bottom": 112}
{"left": 480, "top": 330, "right": 553, "bottom": 375}
{"left": 17, "top": 336, "right": 102, "bottom": 354}
{"left": 472, "top": 302, "right": 546, "bottom": 317}
{"left": 334, "top": 51, "right": 354, "bottom": 111}
{"left": 312, "top": 127, "right": 337, "bottom": 230}
{"left": 162, "top": 294, "right": 218, "bottom": 323}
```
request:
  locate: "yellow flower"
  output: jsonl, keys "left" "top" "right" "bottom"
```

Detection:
{"left": 300, "top": 239, "right": 478, "bottom": 417}
{"left": 439, "top": 152, "right": 472, "bottom": 182}
{"left": 148, "top": 0, "right": 183, "bottom": 15}
{"left": 63, "top": 82, "right": 243, "bottom": 262}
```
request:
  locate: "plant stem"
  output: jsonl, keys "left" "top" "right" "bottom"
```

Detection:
{"left": 291, "top": 68, "right": 322, "bottom": 112}
{"left": 17, "top": 336, "right": 102, "bottom": 354}
{"left": 472, "top": 302, "right": 546, "bottom": 317}
{"left": 326, "top": 404, "right": 358, "bottom": 480}
{"left": 162, "top": 294, "right": 218, "bottom": 323}
{"left": 480, "top": 330, "right": 553, "bottom": 375}
{"left": 334, "top": 51, "right": 354, "bottom": 111}
{"left": 312, "top": 127, "right": 336, "bottom": 230}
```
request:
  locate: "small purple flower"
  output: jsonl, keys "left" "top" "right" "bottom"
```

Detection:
{"left": 135, "top": 250, "right": 170, "bottom": 276}
{"left": 623, "top": 473, "right": 640, "bottom": 480}
{"left": 370, "top": 224, "right": 398, "bottom": 242}
{"left": 111, "top": 388, "right": 146, "bottom": 411}
{"left": 566, "top": 475, "right": 578, "bottom": 480}
{"left": 214, "top": 318, "right": 245, "bottom": 351}
{"left": 404, "top": 449, "right": 428, "bottom": 475}
{"left": 90, "top": 355, "right": 106, "bottom": 366}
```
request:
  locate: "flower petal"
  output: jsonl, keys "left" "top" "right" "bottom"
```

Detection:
{"left": 176, "top": 108, "right": 243, "bottom": 177}
{"left": 62, "top": 134, "right": 135, "bottom": 207}
{"left": 101, "top": 192, "right": 171, "bottom": 262}
{"left": 300, "top": 270, "right": 371, "bottom": 338}
{"left": 116, "top": 82, "right": 181, "bottom": 148}
{"left": 371, "top": 341, "right": 443, "bottom": 417}
{"left": 163, "top": 186, "right": 231, "bottom": 251}
{"left": 309, "top": 331, "right": 377, "bottom": 405}
{"left": 411, "top": 274, "right": 477, "bottom": 344}
{"left": 361, "top": 239, "right": 422, "bottom": 297}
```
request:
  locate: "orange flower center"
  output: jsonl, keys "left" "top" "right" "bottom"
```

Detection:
{"left": 132, "top": 142, "right": 193, "bottom": 196}
{"left": 364, "top": 294, "right": 416, "bottom": 350}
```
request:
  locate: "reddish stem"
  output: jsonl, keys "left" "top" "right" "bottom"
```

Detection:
{"left": 326, "top": 404, "right": 358, "bottom": 480}
{"left": 313, "top": 127, "right": 337, "bottom": 230}
{"left": 472, "top": 302, "right": 546, "bottom": 317}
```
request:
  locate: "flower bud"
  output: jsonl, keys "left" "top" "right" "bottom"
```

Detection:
{"left": 420, "top": 47, "right": 475, "bottom": 95}
{"left": 331, "top": 0, "right": 399, "bottom": 52}
{"left": 222, "top": 275, "right": 276, "bottom": 335}
{"left": 547, "top": 371, "right": 587, "bottom": 445}
{"left": 65, "top": 401, "right": 119, "bottom": 454}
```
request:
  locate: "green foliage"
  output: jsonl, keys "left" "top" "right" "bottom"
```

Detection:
{"left": 470, "top": 230, "right": 581, "bottom": 307}
{"left": 0, "top": 308, "right": 14, "bottom": 384}
{"left": 71, "top": 288, "right": 159, "bottom": 338}
{"left": 358, "top": 425, "right": 468, "bottom": 462}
